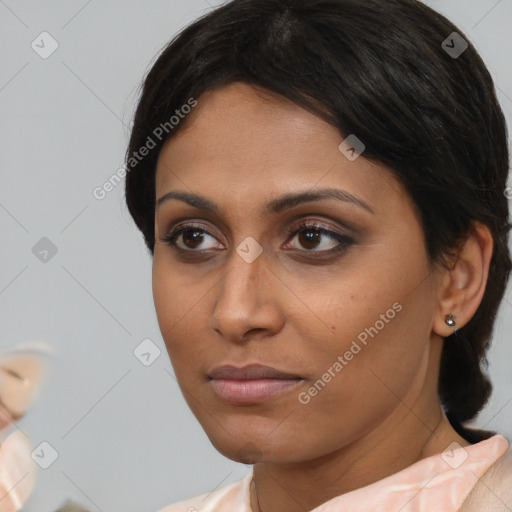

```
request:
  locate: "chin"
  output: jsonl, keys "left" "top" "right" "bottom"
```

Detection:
{"left": 204, "top": 426, "right": 302, "bottom": 464}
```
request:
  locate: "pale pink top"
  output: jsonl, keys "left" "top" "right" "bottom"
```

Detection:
{"left": 158, "top": 434, "right": 510, "bottom": 512}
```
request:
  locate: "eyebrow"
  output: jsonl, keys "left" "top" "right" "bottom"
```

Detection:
{"left": 156, "top": 188, "right": 376, "bottom": 215}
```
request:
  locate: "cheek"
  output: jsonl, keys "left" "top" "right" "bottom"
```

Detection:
{"left": 152, "top": 255, "right": 177, "bottom": 334}
{"left": 152, "top": 252, "right": 214, "bottom": 373}
{"left": 152, "top": 250, "right": 203, "bottom": 330}
{"left": 152, "top": 254, "right": 192, "bottom": 358}
{"left": 293, "top": 255, "right": 434, "bottom": 408}
{"left": 283, "top": 322, "right": 427, "bottom": 458}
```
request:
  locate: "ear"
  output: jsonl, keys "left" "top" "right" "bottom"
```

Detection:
{"left": 433, "top": 221, "right": 494, "bottom": 337}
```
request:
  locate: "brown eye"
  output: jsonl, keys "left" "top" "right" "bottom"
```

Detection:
{"left": 158, "top": 220, "right": 353, "bottom": 259}
{"left": 181, "top": 229, "right": 207, "bottom": 249}
{"left": 285, "top": 222, "right": 353, "bottom": 254}
{"left": 297, "top": 229, "right": 323, "bottom": 250}
{"left": 158, "top": 223, "right": 223, "bottom": 253}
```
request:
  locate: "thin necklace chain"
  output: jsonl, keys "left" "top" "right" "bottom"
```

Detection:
{"left": 252, "top": 479, "right": 263, "bottom": 512}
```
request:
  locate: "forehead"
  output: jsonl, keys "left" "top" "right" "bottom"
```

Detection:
{"left": 155, "top": 82, "right": 409, "bottom": 219}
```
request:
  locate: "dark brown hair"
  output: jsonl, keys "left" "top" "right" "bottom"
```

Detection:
{"left": 124, "top": 0, "right": 511, "bottom": 443}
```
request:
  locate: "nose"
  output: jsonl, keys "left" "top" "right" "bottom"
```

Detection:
{"left": 210, "top": 250, "right": 285, "bottom": 343}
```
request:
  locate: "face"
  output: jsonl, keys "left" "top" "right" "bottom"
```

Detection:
{"left": 152, "top": 82, "right": 442, "bottom": 465}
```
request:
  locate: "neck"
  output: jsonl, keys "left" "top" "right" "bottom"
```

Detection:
{"left": 250, "top": 398, "right": 470, "bottom": 512}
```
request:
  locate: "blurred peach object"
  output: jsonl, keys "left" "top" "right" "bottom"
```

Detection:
{"left": 0, "top": 431, "right": 37, "bottom": 512}
{"left": 1, "top": 357, "right": 43, "bottom": 423}
{"left": 0, "top": 341, "right": 54, "bottom": 511}
{"left": 53, "top": 500, "right": 92, "bottom": 512}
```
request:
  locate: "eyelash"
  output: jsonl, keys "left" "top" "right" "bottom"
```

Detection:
{"left": 285, "top": 221, "right": 353, "bottom": 254}
{"left": 158, "top": 219, "right": 354, "bottom": 258}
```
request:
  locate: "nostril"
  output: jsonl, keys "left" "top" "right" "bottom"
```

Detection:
{"left": 244, "top": 328, "right": 265, "bottom": 338}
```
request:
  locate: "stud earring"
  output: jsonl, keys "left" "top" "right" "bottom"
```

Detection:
{"left": 445, "top": 313, "right": 456, "bottom": 327}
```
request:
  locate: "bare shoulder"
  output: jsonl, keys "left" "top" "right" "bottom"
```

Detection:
{"left": 459, "top": 446, "right": 512, "bottom": 511}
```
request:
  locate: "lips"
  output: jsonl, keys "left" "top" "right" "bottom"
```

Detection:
{"left": 208, "top": 364, "right": 302, "bottom": 380}
{"left": 208, "top": 364, "right": 304, "bottom": 404}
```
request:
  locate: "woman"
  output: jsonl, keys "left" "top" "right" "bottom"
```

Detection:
{"left": 124, "top": 0, "right": 512, "bottom": 510}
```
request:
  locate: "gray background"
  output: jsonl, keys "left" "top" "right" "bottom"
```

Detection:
{"left": 0, "top": 1, "right": 511, "bottom": 511}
